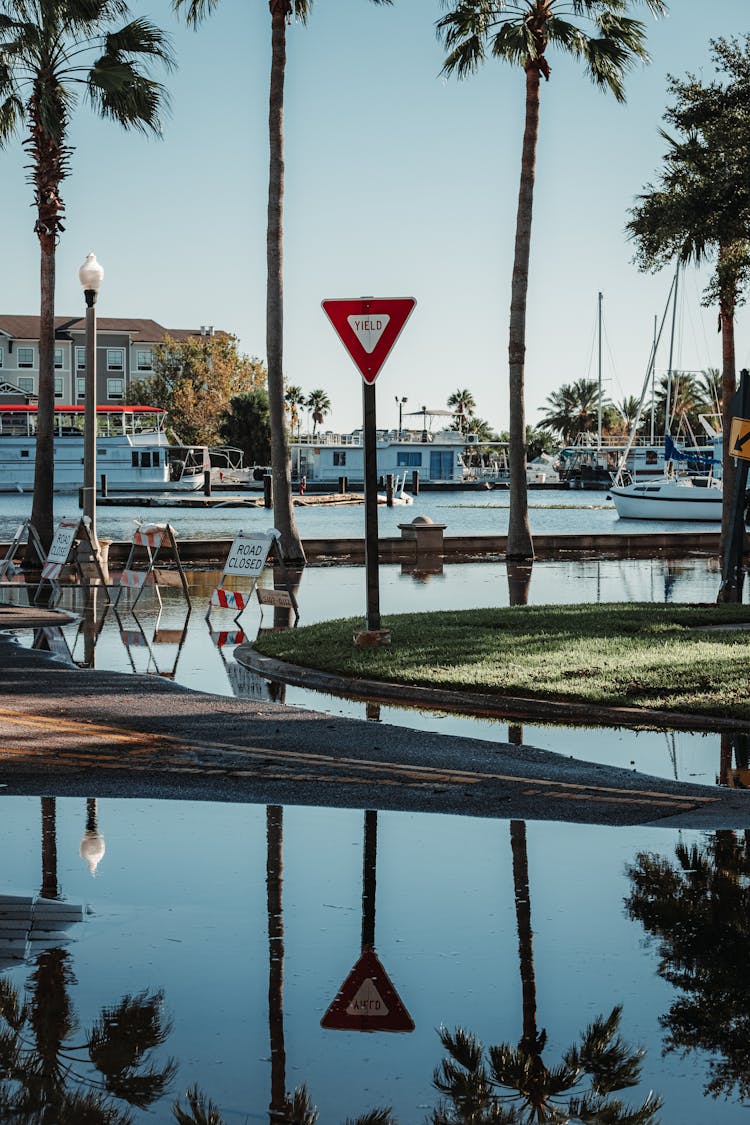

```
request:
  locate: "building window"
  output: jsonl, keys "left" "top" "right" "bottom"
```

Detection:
{"left": 333, "top": 451, "right": 346, "bottom": 466}
{"left": 107, "top": 348, "right": 124, "bottom": 371}
{"left": 17, "top": 347, "right": 33, "bottom": 368}
{"left": 76, "top": 347, "right": 86, "bottom": 369}
{"left": 0, "top": 348, "right": 4, "bottom": 368}
{"left": 54, "top": 347, "right": 63, "bottom": 369}
{"left": 107, "top": 378, "right": 124, "bottom": 400}
{"left": 136, "top": 349, "right": 153, "bottom": 371}
{"left": 397, "top": 451, "right": 422, "bottom": 467}
{"left": 17, "top": 377, "right": 34, "bottom": 394}
{"left": 76, "top": 378, "right": 86, "bottom": 398}
{"left": 54, "top": 377, "right": 63, "bottom": 398}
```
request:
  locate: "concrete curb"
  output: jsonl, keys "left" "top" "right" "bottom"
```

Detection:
{"left": 0, "top": 605, "right": 76, "bottom": 631}
{"left": 235, "top": 644, "right": 749, "bottom": 735}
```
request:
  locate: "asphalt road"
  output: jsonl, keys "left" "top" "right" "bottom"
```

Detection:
{"left": 0, "top": 618, "right": 749, "bottom": 829}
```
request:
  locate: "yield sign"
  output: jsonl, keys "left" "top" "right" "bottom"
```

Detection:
{"left": 320, "top": 947, "right": 415, "bottom": 1033}
{"left": 322, "top": 297, "right": 416, "bottom": 384}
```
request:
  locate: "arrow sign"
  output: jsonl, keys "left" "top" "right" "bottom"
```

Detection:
{"left": 322, "top": 297, "right": 416, "bottom": 384}
{"left": 320, "top": 947, "right": 415, "bottom": 1033}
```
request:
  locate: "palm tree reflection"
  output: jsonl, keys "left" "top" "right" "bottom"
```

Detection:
{"left": 0, "top": 955, "right": 176, "bottom": 1120}
{"left": 430, "top": 819, "right": 661, "bottom": 1123}
{"left": 627, "top": 829, "right": 750, "bottom": 1102}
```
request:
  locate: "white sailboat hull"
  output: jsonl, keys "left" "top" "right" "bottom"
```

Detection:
{"left": 610, "top": 478, "right": 723, "bottom": 521}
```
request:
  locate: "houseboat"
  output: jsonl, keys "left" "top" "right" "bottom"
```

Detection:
{"left": 289, "top": 429, "right": 471, "bottom": 488}
{"left": 0, "top": 404, "right": 212, "bottom": 493}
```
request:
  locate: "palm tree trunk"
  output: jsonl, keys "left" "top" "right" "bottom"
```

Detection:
{"left": 506, "top": 64, "right": 539, "bottom": 563}
{"left": 267, "top": 1, "right": 306, "bottom": 567}
{"left": 30, "top": 242, "right": 56, "bottom": 552}
{"left": 266, "top": 804, "right": 287, "bottom": 1120}
{"left": 719, "top": 277, "right": 737, "bottom": 579}
{"left": 510, "top": 819, "right": 539, "bottom": 1054}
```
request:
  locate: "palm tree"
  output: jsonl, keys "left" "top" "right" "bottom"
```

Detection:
{"left": 174, "top": 0, "right": 392, "bottom": 567}
{"left": 438, "top": 0, "right": 666, "bottom": 561}
{"left": 0, "top": 0, "right": 173, "bottom": 552}
{"left": 285, "top": 384, "right": 306, "bottom": 440}
{"left": 538, "top": 378, "right": 609, "bottom": 443}
{"left": 627, "top": 38, "right": 750, "bottom": 588}
{"left": 306, "top": 388, "right": 331, "bottom": 439}
{"left": 447, "top": 388, "right": 476, "bottom": 433}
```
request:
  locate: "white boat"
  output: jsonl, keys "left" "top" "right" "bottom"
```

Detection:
{"left": 609, "top": 474, "right": 723, "bottom": 521}
{"left": 0, "top": 404, "right": 213, "bottom": 493}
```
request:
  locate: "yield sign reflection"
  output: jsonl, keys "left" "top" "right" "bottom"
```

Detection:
{"left": 321, "top": 297, "right": 416, "bottom": 384}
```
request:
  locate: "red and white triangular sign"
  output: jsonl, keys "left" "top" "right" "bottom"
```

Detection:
{"left": 322, "top": 297, "right": 416, "bottom": 384}
{"left": 320, "top": 947, "right": 415, "bottom": 1033}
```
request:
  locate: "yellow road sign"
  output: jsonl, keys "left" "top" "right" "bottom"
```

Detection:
{"left": 730, "top": 417, "right": 750, "bottom": 460}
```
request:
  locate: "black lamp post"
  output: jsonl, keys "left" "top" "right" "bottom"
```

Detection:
{"left": 78, "top": 252, "right": 104, "bottom": 543}
{"left": 395, "top": 395, "right": 407, "bottom": 439}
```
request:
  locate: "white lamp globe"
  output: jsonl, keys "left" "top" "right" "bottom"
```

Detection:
{"left": 78, "top": 252, "right": 104, "bottom": 292}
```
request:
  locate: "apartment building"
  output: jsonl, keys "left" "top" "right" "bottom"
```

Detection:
{"left": 0, "top": 316, "right": 220, "bottom": 405}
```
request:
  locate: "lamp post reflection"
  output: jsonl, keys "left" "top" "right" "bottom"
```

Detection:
{"left": 80, "top": 798, "right": 106, "bottom": 876}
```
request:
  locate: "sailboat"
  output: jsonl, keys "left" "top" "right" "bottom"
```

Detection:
{"left": 609, "top": 264, "right": 723, "bottom": 521}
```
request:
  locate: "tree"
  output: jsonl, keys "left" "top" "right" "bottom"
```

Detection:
{"left": 174, "top": 0, "right": 393, "bottom": 567}
{"left": 127, "top": 335, "right": 266, "bottom": 446}
{"left": 285, "top": 384, "right": 306, "bottom": 440}
{"left": 0, "top": 0, "right": 173, "bottom": 551}
{"left": 217, "top": 388, "right": 272, "bottom": 466}
{"left": 438, "top": 0, "right": 666, "bottom": 561}
{"left": 306, "top": 388, "right": 332, "bottom": 438}
{"left": 447, "top": 388, "right": 476, "bottom": 433}
{"left": 626, "top": 831, "right": 750, "bottom": 1102}
{"left": 538, "top": 377, "right": 611, "bottom": 443}
{"left": 626, "top": 36, "right": 750, "bottom": 590}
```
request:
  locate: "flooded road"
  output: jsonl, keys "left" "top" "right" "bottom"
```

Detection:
{"left": 2, "top": 556, "right": 749, "bottom": 1120}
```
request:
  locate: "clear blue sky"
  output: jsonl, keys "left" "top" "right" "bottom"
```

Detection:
{"left": 0, "top": 0, "right": 748, "bottom": 436}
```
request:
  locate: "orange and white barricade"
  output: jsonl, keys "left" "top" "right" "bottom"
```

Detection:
{"left": 115, "top": 523, "right": 190, "bottom": 609}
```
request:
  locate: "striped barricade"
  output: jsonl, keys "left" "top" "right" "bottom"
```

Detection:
{"left": 211, "top": 589, "right": 249, "bottom": 611}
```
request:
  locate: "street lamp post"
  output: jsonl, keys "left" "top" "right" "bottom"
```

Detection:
{"left": 78, "top": 252, "right": 104, "bottom": 542}
{"left": 395, "top": 395, "right": 407, "bottom": 439}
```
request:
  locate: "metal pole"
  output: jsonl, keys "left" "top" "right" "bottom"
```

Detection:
{"left": 362, "top": 381, "right": 381, "bottom": 631}
{"left": 665, "top": 260, "right": 680, "bottom": 437}
{"left": 83, "top": 293, "right": 97, "bottom": 540}
{"left": 361, "top": 809, "right": 377, "bottom": 952}
{"left": 597, "top": 291, "right": 603, "bottom": 448}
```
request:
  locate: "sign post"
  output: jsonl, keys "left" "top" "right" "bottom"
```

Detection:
{"left": 720, "top": 368, "right": 750, "bottom": 601}
{"left": 322, "top": 296, "right": 416, "bottom": 642}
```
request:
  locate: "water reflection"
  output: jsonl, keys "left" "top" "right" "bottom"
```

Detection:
{"left": 12, "top": 796, "right": 750, "bottom": 1120}
{"left": 627, "top": 829, "right": 750, "bottom": 1104}
{"left": 432, "top": 816, "right": 661, "bottom": 1123}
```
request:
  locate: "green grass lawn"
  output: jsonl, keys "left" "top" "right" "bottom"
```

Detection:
{"left": 253, "top": 602, "right": 750, "bottom": 720}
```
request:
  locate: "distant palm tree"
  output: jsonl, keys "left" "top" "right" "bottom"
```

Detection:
{"left": 538, "top": 378, "right": 608, "bottom": 443}
{"left": 617, "top": 394, "right": 644, "bottom": 434}
{"left": 447, "top": 388, "right": 476, "bottom": 433}
{"left": 438, "top": 0, "right": 666, "bottom": 562}
{"left": 285, "top": 384, "right": 306, "bottom": 440}
{"left": 0, "top": 0, "right": 173, "bottom": 551}
{"left": 307, "top": 388, "right": 331, "bottom": 438}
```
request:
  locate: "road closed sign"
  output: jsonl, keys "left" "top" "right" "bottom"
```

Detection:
{"left": 47, "top": 518, "right": 80, "bottom": 565}
{"left": 223, "top": 531, "right": 276, "bottom": 580}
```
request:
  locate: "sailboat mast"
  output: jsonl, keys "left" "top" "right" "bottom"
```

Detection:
{"left": 665, "top": 260, "right": 680, "bottom": 437}
{"left": 597, "top": 291, "right": 603, "bottom": 448}
{"left": 650, "top": 314, "right": 657, "bottom": 445}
